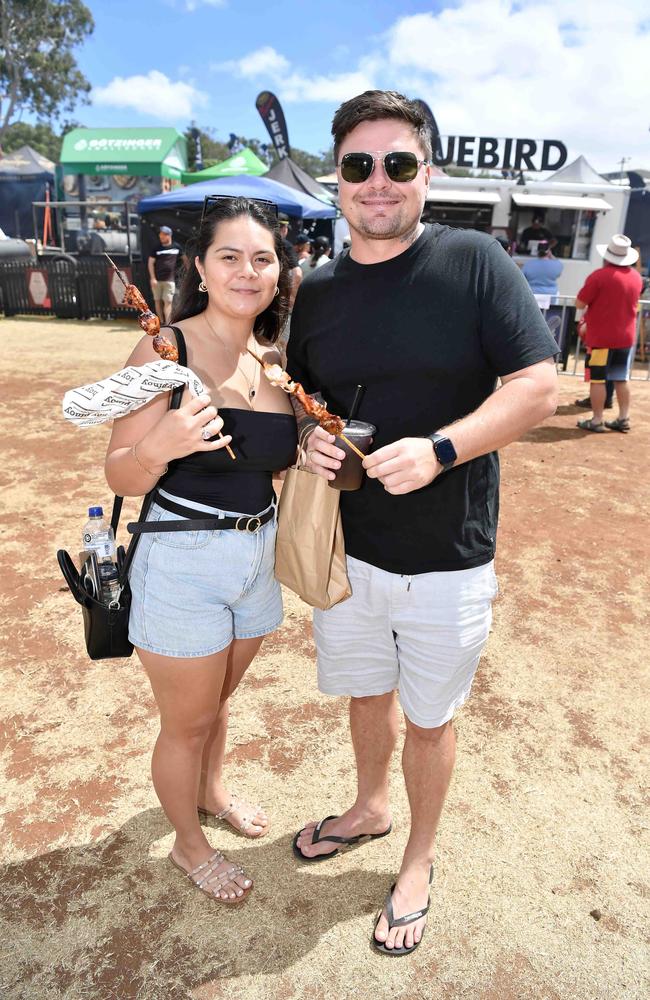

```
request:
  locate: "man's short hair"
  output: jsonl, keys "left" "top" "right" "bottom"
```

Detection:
{"left": 332, "top": 90, "right": 432, "bottom": 163}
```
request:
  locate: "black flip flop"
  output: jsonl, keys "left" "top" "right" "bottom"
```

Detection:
{"left": 292, "top": 814, "right": 392, "bottom": 863}
{"left": 372, "top": 865, "right": 433, "bottom": 956}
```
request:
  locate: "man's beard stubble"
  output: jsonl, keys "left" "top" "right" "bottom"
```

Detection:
{"left": 351, "top": 202, "right": 422, "bottom": 244}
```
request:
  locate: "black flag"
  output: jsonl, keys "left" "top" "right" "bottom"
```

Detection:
{"left": 413, "top": 99, "right": 443, "bottom": 161}
{"left": 255, "top": 91, "right": 291, "bottom": 160}
{"left": 190, "top": 123, "right": 203, "bottom": 170}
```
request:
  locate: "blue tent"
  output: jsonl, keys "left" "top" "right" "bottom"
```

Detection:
{"left": 138, "top": 173, "right": 336, "bottom": 219}
{"left": 0, "top": 145, "right": 55, "bottom": 237}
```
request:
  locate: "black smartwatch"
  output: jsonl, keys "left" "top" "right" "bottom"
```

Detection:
{"left": 428, "top": 432, "right": 457, "bottom": 472}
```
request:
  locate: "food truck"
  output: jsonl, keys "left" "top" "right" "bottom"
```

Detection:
{"left": 56, "top": 127, "right": 187, "bottom": 256}
{"left": 423, "top": 155, "right": 630, "bottom": 297}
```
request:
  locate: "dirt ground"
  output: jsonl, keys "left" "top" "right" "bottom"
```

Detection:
{"left": 1, "top": 316, "right": 648, "bottom": 1000}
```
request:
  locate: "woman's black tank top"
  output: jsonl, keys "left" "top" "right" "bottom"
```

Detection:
{"left": 160, "top": 327, "right": 297, "bottom": 514}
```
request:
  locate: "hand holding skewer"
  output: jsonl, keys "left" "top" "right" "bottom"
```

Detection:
{"left": 247, "top": 348, "right": 366, "bottom": 459}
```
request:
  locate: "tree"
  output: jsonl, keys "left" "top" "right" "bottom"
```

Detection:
{"left": 290, "top": 147, "right": 336, "bottom": 177}
{"left": 184, "top": 124, "right": 336, "bottom": 178}
{"left": 1, "top": 119, "right": 73, "bottom": 160}
{"left": 183, "top": 125, "right": 229, "bottom": 170}
{"left": 237, "top": 137, "right": 335, "bottom": 176}
{"left": 0, "top": 0, "right": 94, "bottom": 150}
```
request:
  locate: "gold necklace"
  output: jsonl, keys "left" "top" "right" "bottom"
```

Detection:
{"left": 204, "top": 314, "right": 258, "bottom": 407}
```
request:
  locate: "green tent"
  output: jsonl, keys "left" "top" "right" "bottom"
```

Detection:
{"left": 60, "top": 127, "right": 187, "bottom": 178}
{"left": 182, "top": 148, "right": 268, "bottom": 185}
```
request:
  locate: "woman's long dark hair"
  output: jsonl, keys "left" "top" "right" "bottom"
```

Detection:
{"left": 170, "top": 197, "right": 291, "bottom": 344}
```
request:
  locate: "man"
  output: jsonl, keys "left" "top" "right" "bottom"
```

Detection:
{"left": 147, "top": 226, "right": 184, "bottom": 323}
{"left": 575, "top": 234, "right": 642, "bottom": 433}
{"left": 519, "top": 214, "right": 555, "bottom": 254}
{"left": 287, "top": 91, "right": 558, "bottom": 956}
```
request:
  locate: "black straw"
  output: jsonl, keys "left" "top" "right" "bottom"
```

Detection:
{"left": 348, "top": 384, "right": 365, "bottom": 422}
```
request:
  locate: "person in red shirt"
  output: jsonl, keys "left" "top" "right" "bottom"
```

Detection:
{"left": 575, "top": 235, "right": 642, "bottom": 433}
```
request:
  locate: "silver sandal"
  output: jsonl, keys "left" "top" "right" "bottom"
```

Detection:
{"left": 198, "top": 797, "right": 269, "bottom": 837}
{"left": 168, "top": 850, "right": 252, "bottom": 903}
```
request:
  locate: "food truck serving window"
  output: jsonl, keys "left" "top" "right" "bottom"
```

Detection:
{"left": 510, "top": 192, "right": 612, "bottom": 261}
{"left": 422, "top": 189, "right": 501, "bottom": 232}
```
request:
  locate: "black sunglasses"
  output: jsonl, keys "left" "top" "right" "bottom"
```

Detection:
{"left": 337, "top": 151, "right": 428, "bottom": 184}
{"left": 200, "top": 194, "right": 279, "bottom": 226}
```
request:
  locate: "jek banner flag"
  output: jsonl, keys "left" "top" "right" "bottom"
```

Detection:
{"left": 255, "top": 91, "right": 291, "bottom": 160}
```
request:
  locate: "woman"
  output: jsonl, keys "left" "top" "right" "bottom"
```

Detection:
{"left": 522, "top": 240, "right": 564, "bottom": 352}
{"left": 521, "top": 240, "right": 563, "bottom": 295}
{"left": 300, "top": 234, "right": 331, "bottom": 273}
{"left": 105, "top": 197, "right": 297, "bottom": 903}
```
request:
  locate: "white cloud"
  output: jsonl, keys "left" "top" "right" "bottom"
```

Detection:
{"left": 162, "top": 0, "right": 227, "bottom": 10}
{"left": 183, "top": 0, "right": 226, "bottom": 9}
{"left": 382, "top": 0, "right": 650, "bottom": 170}
{"left": 214, "top": 46, "right": 290, "bottom": 78}
{"left": 93, "top": 71, "right": 208, "bottom": 121}
{"left": 280, "top": 71, "right": 376, "bottom": 104}
{"left": 212, "top": 46, "right": 375, "bottom": 104}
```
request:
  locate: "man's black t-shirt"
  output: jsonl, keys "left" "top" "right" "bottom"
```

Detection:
{"left": 150, "top": 241, "right": 183, "bottom": 281}
{"left": 287, "top": 224, "right": 557, "bottom": 575}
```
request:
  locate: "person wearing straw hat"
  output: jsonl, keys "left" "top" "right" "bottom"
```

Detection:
{"left": 575, "top": 234, "right": 643, "bottom": 433}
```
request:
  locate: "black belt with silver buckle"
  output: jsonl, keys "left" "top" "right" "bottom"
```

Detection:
{"left": 127, "top": 492, "right": 274, "bottom": 536}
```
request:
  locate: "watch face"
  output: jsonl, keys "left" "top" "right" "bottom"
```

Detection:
{"left": 435, "top": 436, "right": 457, "bottom": 467}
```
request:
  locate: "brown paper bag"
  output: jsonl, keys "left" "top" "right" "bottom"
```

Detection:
{"left": 274, "top": 447, "right": 352, "bottom": 610}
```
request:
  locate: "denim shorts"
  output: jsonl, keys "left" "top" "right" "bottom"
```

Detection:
{"left": 313, "top": 555, "right": 498, "bottom": 728}
{"left": 128, "top": 498, "right": 282, "bottom": 658}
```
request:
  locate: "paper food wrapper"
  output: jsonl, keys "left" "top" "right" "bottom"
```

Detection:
{"left": 62, "top": 360, "right": 220, "bottom": 437}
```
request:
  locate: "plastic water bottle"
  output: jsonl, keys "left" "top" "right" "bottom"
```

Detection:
{"left": 82, "top": 506, "right": 121, "bottom": 607}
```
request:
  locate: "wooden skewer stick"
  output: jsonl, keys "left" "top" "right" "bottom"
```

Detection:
{"left": 247, "top": 348, "right": 366, "bottom": 459}
{"left": 207, "top": 428, "right": 236, "bottom": 460}
{"left": 338, "top": 434, "right": 366, "bottom": 460}
{"left": 104, "top": 252, "right": 128, "bottom": 286}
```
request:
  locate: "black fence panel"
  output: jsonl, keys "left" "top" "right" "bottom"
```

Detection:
{"left": 0, "top": 261, "right": 26, "bottom": 316}
{"left": 48, "top": 258, "right": 79, "bottom": 319}
{"left": 0, "top": 256, "right": 155, "bottom": 320}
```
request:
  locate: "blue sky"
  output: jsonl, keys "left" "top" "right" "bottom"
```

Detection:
{"left": 65, "top": 0, "right": 649, "bottom": 172}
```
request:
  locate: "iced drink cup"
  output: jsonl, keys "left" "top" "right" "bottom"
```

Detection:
{"left": 329, "top": 420, "right": 376, "bottom": 491}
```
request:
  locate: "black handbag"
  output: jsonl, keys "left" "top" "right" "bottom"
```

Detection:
{"left": 57, "top": 329, "right": 187, "bottom": 660}
{"left": 57, "top": 497, "right": 148, "bottom": 660}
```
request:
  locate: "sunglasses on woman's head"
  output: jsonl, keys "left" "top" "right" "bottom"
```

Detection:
{"left": 337, "top": 151, "right": 428, "bottom": 184}
{"left": 199, "top": 194, "right": 279, "bottom": 226}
